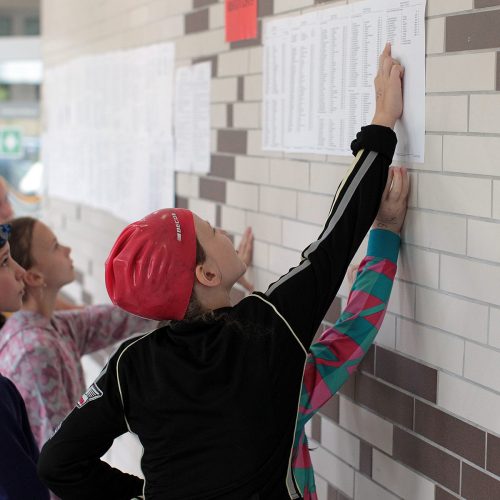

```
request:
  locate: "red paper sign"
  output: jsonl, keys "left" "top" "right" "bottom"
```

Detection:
{"left": 225, "top": 0, "right": 258, "bottom": 43}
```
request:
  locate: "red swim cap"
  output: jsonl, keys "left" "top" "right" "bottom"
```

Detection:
{"left": 105, "top": 208, "right": 196, "bottom": 320}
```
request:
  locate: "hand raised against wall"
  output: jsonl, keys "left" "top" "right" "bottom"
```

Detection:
{"left": 236, "top": 227, "right": 254, "bottom": 293}
{"left": 373, "top": 166, "right": 409, "bottom": 234}
{"left": 372, "top": 43, "right": 404, "bottom": 129}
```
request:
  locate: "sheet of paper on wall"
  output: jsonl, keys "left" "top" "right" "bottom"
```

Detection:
{"left": 43, "top": 42, "right": 176, "bottom": 222}
{"left": 262, "top": 0, "right": 426, "bottom": 163}
{"left": 225, "top": 0, "right": 258, "bottom": 43}
{"left": 174, "top": 61, "right": 211, "bottom": 174}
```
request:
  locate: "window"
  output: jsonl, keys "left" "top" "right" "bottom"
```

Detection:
{"left": 24, "top": 16, "right": 39, "bottom": 36}
{"left": 0, "top": 17, "right": 12, "bottom": 37}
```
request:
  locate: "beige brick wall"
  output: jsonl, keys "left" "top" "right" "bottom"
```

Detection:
{"left": 41, "top": 0, "right": 500, "bottom": 498}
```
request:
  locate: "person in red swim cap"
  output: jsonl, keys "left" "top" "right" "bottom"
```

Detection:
{"left": 106, "top": 208, "right": 252, "bottom": 321}
{"left": 38, "top": 44, "right": 404, "bottom": 500}
{"left": 105, "top": 208, "right": 199, "bottom": 321}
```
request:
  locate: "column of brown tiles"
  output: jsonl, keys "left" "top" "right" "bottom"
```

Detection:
{"left": 414, "top": 400, "right": 486, "bottom": 467}
{"left": 393, "top": 427, "right": 461, "bottom": 493}
{"left": 209, "top": 154, "right": 235, "bottom": 179}
{"left": 354, "top": 373, "right": 414, "bottom": 428}
{"left": 375, "top": 346, "right": 438, "bottom": 402}
{"left": 185, "top": 8, "right": 209, "bottom": 34}
{"left": 446, "top": 10, "right": 500, "bottom": 51}
{"left": 217, "top": 129, "right": 247, "bottom": 154}
{"left": 475, "top": 0, "right": 500, "bottom": 7}
{"left": 199, "top": 177, "right": 226, "bottom": 203}
{"left": 462, "top": 463, "right": 500, "bottom": 500}
{"left": 193, "top": 0, "right": 218, "bottom": 7}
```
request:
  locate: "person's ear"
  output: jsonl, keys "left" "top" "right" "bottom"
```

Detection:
{"left": 23, "top": 269, "right": 45, "bottom": 288}
{"left": 194, "top": 260, "right": 221, "bottom": 288}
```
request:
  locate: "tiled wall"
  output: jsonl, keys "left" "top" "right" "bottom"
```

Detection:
{"left": 41, "top": 0, "right": 500, "bottom": 498}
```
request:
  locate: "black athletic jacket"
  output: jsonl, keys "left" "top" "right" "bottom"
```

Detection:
{"left": 38, "top": 125, "right": 397, "bottom": 500}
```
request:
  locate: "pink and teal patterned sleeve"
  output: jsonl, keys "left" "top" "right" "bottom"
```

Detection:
{"left": 298, "top": 228, "right": 400, "bottom": 427}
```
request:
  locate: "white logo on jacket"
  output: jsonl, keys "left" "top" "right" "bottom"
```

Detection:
{"left": 76, "top": 383, "right": 103, "bottom": 408}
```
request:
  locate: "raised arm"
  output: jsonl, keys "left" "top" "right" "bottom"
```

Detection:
{"left": 292, "top": 165, "right": 408, "bottom": 499}
{"left": 298, "top": 165, "right": 409, "bottom": 425}
{"left": 56, "top": 304, "right": 154, "bottom": 356}
{"left": 298, "top": 229, "right": 399, "bottom": 424}
{"left": 259, "top": 45, "right": 404, "bottom": 350}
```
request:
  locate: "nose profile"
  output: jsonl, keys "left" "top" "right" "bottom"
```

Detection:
{"left": 0, "top": 202, "right": 13, "bottom": 221}
{"left": 14, "top": 259, "right": 26, "bottom": 280}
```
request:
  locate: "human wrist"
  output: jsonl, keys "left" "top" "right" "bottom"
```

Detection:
{"left": 372, "top": 219, "right": 401, "bottom": 235}
{"left": 371, "top": 112, "right": 396, "bottom": 129}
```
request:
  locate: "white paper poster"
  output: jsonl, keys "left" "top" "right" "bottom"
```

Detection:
{"left": 174, "top": 62, "right": 211, "bottom": 174}
{"left": 43, "top": 42, "right": 175, "bottom": 222}
{"left": 263, "top": 0, "right": 426, "bottom": 163}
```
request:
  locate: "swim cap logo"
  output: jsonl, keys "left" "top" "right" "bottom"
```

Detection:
{"left": 171, "top": 213, "right": 182, "bottom": 242}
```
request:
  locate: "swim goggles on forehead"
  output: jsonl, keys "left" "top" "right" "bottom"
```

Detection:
{"left": 0, "top": 224, "right": 11, "bottom": 248}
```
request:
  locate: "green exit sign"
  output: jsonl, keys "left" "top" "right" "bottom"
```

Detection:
{"left": 0, "top": 128, "right": 23, "bottom": 158}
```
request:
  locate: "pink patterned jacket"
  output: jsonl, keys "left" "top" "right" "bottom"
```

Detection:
{"left": 0, "top": 306, "right": 153, "bottom": 448}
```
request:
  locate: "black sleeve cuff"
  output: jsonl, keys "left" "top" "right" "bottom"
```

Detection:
{"left": 350, "top": 125, "right": 398, "bottom": 161}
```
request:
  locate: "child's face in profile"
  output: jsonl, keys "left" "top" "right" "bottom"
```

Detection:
{"left": 0, "top": 242, "right": 25, "bottom": 312}
{"left": 193, "top": 214, "right": 246, "bottom": 290}
{"left": 29, "top": 221, "right": 75, "bottom": 290}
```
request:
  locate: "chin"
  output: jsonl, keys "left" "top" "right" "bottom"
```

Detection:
{"left": 63, "top": 273, "right": 75, "bottom": 287}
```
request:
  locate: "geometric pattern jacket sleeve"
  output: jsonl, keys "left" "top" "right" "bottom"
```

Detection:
{"left": 292, "top": 228, "right": 400, "bottom": 499}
